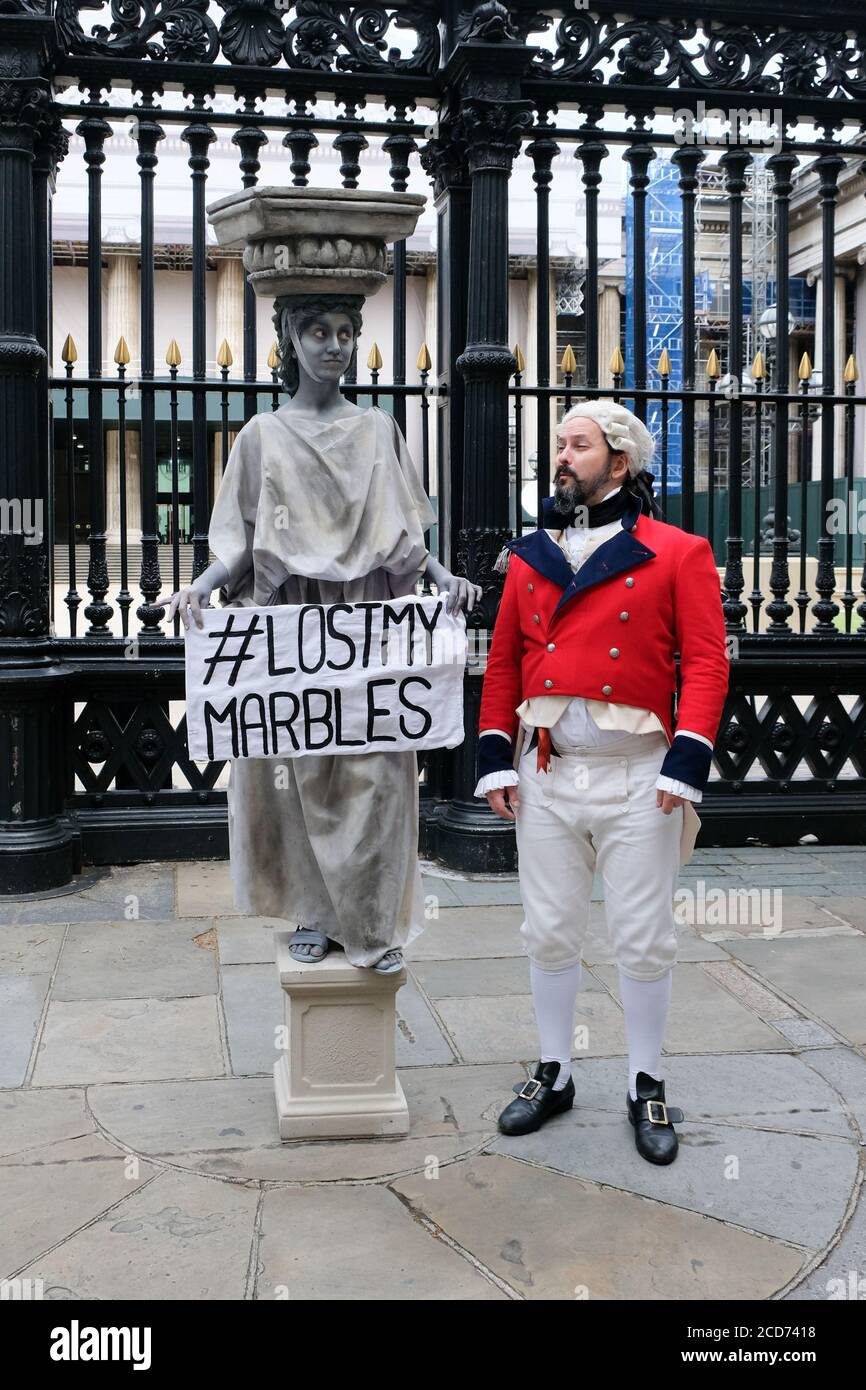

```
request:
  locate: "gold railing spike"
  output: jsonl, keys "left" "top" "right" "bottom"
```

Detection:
{"left": 513, "top": 342, "right": 526, "bottom": 374}
{"left": 560, "top": 343, "right": 577, "bottom": 375}
{"left": 798, "top": 351, "right": 812, "bottom": 381}
{"left": 61, "top": 333, "right": 77, "bottom": 365}
{"left": 267, "top": 342, "right": 280, "bottom": 371}
{"left": 416, "top": 342, "right": 432, "bottom": 372}
{"left": 657, "top": 347, "right": 671, "bottom": 377}
{"left": 114, "top": 335, "right": 130, "bottom": 366}
{"left": 844, "top": 353, "right": 859, "bottom": 383}
{"left": 706, "top": 348, "right": 721, "bottom": 380}
{"left": 608, "top": 346, "right": 625, "bottom": 376}
{"left": 217, "top": 338, "right": 233, "bottom": 369}
{"left": 165, "top": 338, "right": 182, "bottom": 368}
{"left": 367, "top": 342, "right": 383, "bottom": 371}
{"left": 751, "top": 350, "right": 766, "bottom": 380}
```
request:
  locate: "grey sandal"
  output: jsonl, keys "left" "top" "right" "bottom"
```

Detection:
{"left": 371, "top": 948, "right": 403, "bottom": 974}
{"left": 288, "top": 927, "right": 330, "bottom": 962}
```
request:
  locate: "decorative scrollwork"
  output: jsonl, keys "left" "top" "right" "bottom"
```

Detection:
{"left": 54, "top": 1, "right": 440, "bottom": 72}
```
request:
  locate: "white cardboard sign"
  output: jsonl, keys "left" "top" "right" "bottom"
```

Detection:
{"left": 184, "top": 596, "right": 467, "bottom": 761}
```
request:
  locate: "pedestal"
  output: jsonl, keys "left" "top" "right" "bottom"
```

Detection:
{"left": 273, "top": 932, "right": 410, "bottom": 1140}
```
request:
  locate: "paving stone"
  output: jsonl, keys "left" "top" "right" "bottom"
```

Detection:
{"left": 392, "top": 1153, "right": 805, "bottom": 1299}
{"left": 562, "top": 1052, "right": 855, "bottom": 1139}
{"left": 726, "top": 937, "right": 866, "bottom": 1045}
{"left": 395, "top": 974, "right": 456, "bottom": 1066}
{"left": 53, "top": 919, "right": 218, "bottom": 1001}
{"left": 0, "top": 975, "right": 50, "bottom": 1087}
{"left": 488, "top": 1109, "right": 855, "bottom": 1248}
{"left": 593, "top": 963, "right": 789, "bottom": 1054}
{"left": 0, "top": 1131, "right": 155, "bottom": 1276}
{"left": 257, "top": 1185, "right": 505, "bottom": 1300}
{"left": 435, "top": 983, "right": 626, "bottom": 1065}
{"left": 794, "top": 1046, "right": 866, "bottom": 1139}
{"left": 0, "top": 924, "right": 65, "bottom": 976}
{"left": 447, "top": 879, "right": 527, "bottom": 907}
{"left": 700, "top": 960, "right": 799, "bottom": 1019}
{"left": 404, "top": 908, "right": 527, "bottom": 962}
{"left": 32, "top": 997, "right": 225, "bottom": 1086}
{"left": 216, "top": 917, "right": 281, "bottom": 965}
{"left": 786, "top": 1183, "right": 866, "bottom": 1301}
{"left": 4, "top": 866, "right": 176, "bottom": 927}
{"left": 814, "top": 896, "right": 866, "bottom": 932}
{"left": 771, "top": 1020, "right": 840, "bottom": 1048}
{"left": 411, "top": 957, "right": 535, "bottom": 998}
{"left": 0, "top": 1087, "right": 93, "bottom": 1158}
{"left": 419, "top": 873, "right": 463, "bottom": 908}
{"left": 87, "top": 1064, "right": 515, "bottom": 1183}
{"left": 17, "top": 1167, "right": 257, "bottom": 1300}
{"left": 175, "top": 861, "right": 236, "bottom": 918}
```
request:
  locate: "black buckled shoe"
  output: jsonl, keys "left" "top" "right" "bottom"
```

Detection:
{"left": 627, "top": 1071, "right": 683, "bottom": 1165}
{"left": 497, "top": 1061, "right": 575, "bottom": 1136}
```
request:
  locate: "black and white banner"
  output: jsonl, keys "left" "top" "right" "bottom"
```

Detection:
{"left": 184, "top": 596, "right": 467, "bottom": 761}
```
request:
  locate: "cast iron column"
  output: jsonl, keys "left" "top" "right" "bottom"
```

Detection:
{"left": 434, "top": 27, "right": 535, "bottom": 871}
{"left": 0, "top": 11, "right": 78, "bottom": 891}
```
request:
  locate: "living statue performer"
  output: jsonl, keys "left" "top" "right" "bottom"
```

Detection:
{"left": 166, "top": 294, "right": 481, "bottom": 974}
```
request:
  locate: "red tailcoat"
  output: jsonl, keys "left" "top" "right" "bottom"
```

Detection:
{"left": 479, "top": 498, "right": 730, "bottom": 771}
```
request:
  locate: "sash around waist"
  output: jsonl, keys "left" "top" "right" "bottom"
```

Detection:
{"left": 524, "top": 727, "right": 669, "bottom": 760}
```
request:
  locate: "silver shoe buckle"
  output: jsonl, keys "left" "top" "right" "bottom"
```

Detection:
{"left": 518, "top": 1079, "right": 543, "bottom": 1101}
{"left": 646, "top": 1099, "right": 669, "bottom": 1125}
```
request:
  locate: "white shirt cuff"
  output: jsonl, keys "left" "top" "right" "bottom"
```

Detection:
{"left": 479, "top": 729, "right": 514, "bottom": 742}
{"left": 656, "top": 774, "right": 702, "bottom": 803}
{"left": 474, "top": 770, "right": 520, "bottom": 798}
{"left": 674, "top": 729, "right": 714, "bottom": 750}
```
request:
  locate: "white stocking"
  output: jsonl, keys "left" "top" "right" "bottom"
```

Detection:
{"left": 618, "top": 967, "right": 673, "bottom": 1100}
{"left": 530, "top": 959, "right": 583, "bottom": 1091}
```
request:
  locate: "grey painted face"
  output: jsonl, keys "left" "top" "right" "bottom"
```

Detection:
{"left": 289, "top": 311, "right": 356, "bottom": 384}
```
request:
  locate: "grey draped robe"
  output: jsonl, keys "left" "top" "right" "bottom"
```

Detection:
{"left": 207, "top": 405, "right": 438, "bottom": 966}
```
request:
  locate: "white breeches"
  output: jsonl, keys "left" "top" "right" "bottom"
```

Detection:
{"left": 514, "top": 730, "right": 683, "bottom": 981}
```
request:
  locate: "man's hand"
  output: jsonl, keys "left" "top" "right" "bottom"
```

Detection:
{"left": 485, "top": 785, "right": 520, "bottom": 821}
{"left": 656, "top": 790, "right": 686, "bottom": 815}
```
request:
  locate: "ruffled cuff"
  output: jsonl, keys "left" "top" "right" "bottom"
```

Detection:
{"left": 655, "top": 774, "right": 702, "bottom": 804}
{"left": 474, "top": 769, "right": 520, "bottom": 798}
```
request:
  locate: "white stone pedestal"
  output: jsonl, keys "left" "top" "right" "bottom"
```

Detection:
{"left": 273, "top": 932, "right": 410, "bottom": 1140}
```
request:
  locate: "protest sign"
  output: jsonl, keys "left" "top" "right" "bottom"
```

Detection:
{"left": 184, "top": 595, "right": 467, "bottom": 761}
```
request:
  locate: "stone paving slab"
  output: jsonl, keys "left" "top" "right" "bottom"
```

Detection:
{"left": 52, "top": 919, "right": 218, "bottom": 1001}
{"left": 592, "top": 963, "right": 791, "bottom": 1054}
{"left": 0, "top": 867, "right": 176, "bottom": 927}
{"left": 392, "top": 1154, "right": 806, "bottom": 1300}
{"left": 0, "top": 923, "right": 65, "bottom": 976}
{"left": 1, "top": 1129, "right": 157, "bottom": 1277}
{"left": 257, "top": 1184, "right": 506, "bottom": 1300}
{"left": 87, "top": 1064, "right": 516, "bottom": 1183}
{"left": 32, "top": 996, "right": 226, "bottom": 1086}
{"left": 436, "top": 983, "right": 627, "bottom": 1065}
{"left": 0, "top": 974, "right": 50, "bottom": 1087}
{"left": 17, "top": 1167, "right": 258, "bottom": 1300}
{"left": 488, "top": 1108, "right": 856, "bottom": 1248}
{"left": 216, "top": 918, "right": 281, "bottom": 965}
{"left": 725, "top": 937, "right": 866, "bottom": 1045}
{"left": 404, "top": 907, "right": 527, "bottom": 961}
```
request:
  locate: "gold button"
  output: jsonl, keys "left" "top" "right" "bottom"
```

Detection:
{"left": 544, "top": 678, "right": 554, "bottom": 689}
{"left": 625, "top": 577, "right": 635, "bottom": 587}
{"left": 528, "top": 582, "right": 534, "bottom": 592}
{"left": 602, "top": 684, "right": 612, "bottom": 696}
{"left": 620, "top": 611, "right": 629, "bottom": 621}
{"left": 609, "top": 647, "right": 620, "bottom": 658}
{"left": 532, "top": 613, "right": 540, "bottom": 623}
{"left": 547, "top": 642, "right": 555, "bottom": 652}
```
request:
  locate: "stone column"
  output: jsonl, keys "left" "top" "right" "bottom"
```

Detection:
{"left": 598, "top": 284, "right": 621, "bottom": 389}
{"left": 105, "top": 255, "right": 141, "bottom": 543}
{"left": 215, "top": 256, "right": 244, "bottom": 375}
{"left": 424, "top": 264, "right": 438, "bottom": 516}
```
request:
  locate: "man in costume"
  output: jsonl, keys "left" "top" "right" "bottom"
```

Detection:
{"left": 474, "top": 400, "right": 729, "bottom": 1163}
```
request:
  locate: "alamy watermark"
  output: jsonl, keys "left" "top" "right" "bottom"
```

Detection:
{"left": 0, "top": 497, "right": 43, "bottom": 545}
{"left": 674, "top": 101, "right": 783, "bottom": 153}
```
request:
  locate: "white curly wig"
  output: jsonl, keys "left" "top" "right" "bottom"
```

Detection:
{"left": 558, "top": 400, "right": 655, "bottom": 478}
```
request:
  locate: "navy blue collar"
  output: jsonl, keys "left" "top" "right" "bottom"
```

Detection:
{"left": 503, "top": 493, "right": 655, "bottom": 616}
